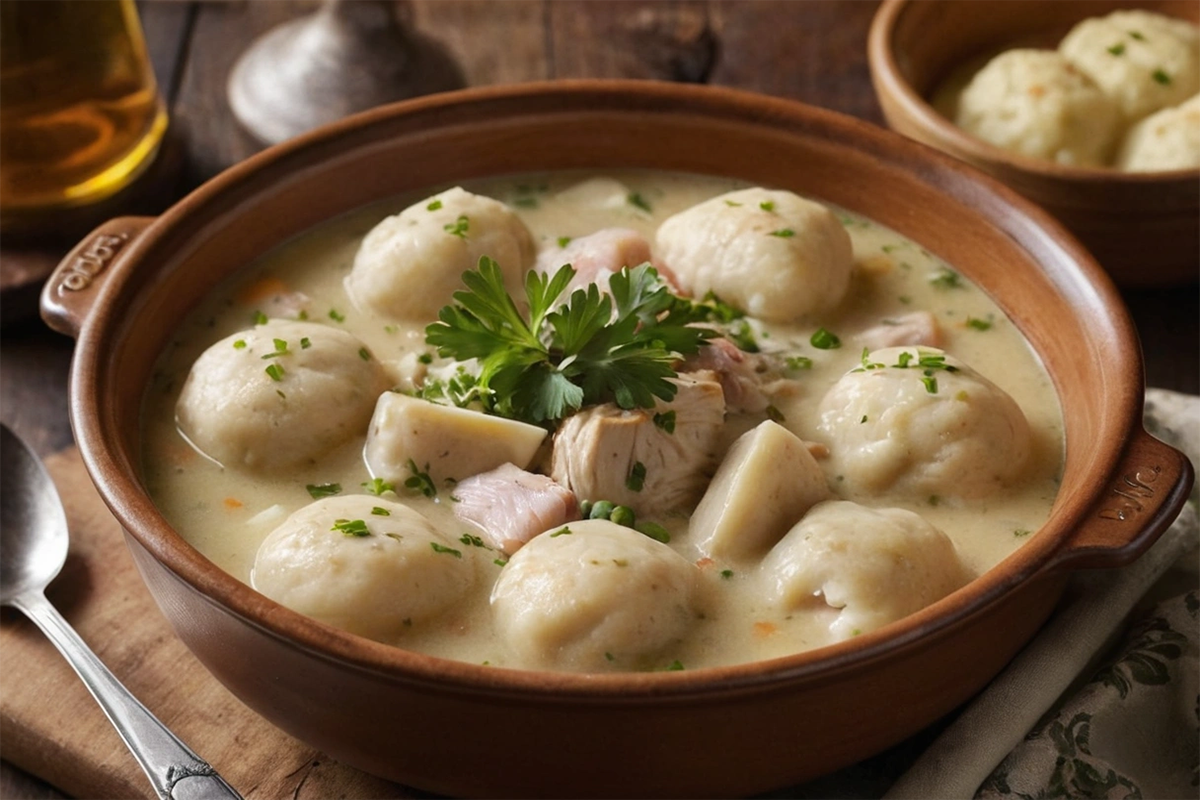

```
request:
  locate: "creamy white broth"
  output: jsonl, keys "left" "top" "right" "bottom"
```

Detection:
{"left": 142, "top": 170, "right": 1063, "bottom": 671}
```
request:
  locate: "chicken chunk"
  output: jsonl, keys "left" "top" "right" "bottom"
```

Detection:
{"left": 856, "top": 311, "right": 942, "bottom": 351}
{"left": 550, "top": 371, "right": 726, "bottom": 517}
{"left": 453, "top": 463, "right": 580, "bottom": 555}
{"left": 691, "top": 421, "right": 831, "bottom": 561}
{"left": 763, "top": 500, "right": 966, "bottom": 641}
{"left": 679, "top": 336, "right": 778, "bottom": 413}
{"left": 490, "top": 519, "right": 700, "bottom": 671}
{"left": 536, "top": 227, "right": 653, "bottom": 293}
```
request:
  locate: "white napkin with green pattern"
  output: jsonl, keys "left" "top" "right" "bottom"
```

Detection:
{"left": 885, "top": 388, "right": 1199, "bottom": 800}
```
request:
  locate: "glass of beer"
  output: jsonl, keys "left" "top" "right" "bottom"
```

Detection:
{"left": 0, "top": 0, "right": 168, "bottom": 230}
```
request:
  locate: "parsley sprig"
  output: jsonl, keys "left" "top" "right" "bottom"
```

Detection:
{"left": 425, "top": 258, "right": 714, "bottom": 424}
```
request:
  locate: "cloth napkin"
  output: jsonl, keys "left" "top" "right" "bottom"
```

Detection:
{"left": 885, "top": 388, "right": 1199, "bottom": 800}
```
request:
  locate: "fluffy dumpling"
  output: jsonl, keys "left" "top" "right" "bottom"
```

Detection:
{"left": 762, "top": 501, "right": 966, "bottom": 641}
{"left": 175, "top": 320, "right": 389, "bottom": 472}
{"left": 344, "top": 187, "right": 535, "bottom": 321}
{"left": 955, "top": 49, "right": 1121, "bottom": 166}
{"left": 1059, "top": 9, "right": 1199, "bottom": 121}
{"left": 654, "top": 187, "right": 853, "bottom": 322}
{"left": 1116, "top": 94, "right": 1200, "bottom": 171}
{"left": 816, "top": 347, "right": 1032, "bottom": 500}
{"left": 490, "top": 520, "right": 699, "bottom": 671}
{"left": 252, "top": 496, "right": 476, "bottom": 640}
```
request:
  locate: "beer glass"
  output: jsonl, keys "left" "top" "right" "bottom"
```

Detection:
{"left": 0, "top": 0, "right": 167, "bottom": 230}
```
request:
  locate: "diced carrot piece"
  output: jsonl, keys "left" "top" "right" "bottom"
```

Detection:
{"left": 236, "top": 276, "right": 288, "bottom": 305}
{"left": 224, "top": 497, "right": 243, "bottom": 509}
{"left": 752, "top": 621, "right": 777, "bottom": 638}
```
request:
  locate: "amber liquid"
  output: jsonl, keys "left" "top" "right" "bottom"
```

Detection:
{"left": 0, "top": 0, "right": 167, "bottom": 222}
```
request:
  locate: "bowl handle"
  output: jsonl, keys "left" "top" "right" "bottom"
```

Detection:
{"left": 1047, "top": 428, "right": 1194, "bottom": 571}
{"left": 40, "top": 216, "right": 155, "bottom": 339}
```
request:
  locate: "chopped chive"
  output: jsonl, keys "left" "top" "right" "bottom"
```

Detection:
{"left": 768, "top": 228, "right": 795, "bottom": 238}
{"left": 430, "top": 542, "right": 462, "bottom": 558}
{"left": 966, "top": 317, "right": 992, "bottom": 331}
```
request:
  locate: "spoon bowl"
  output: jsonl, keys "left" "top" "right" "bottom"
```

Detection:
{"left": 0, "top": 424, "right": 241, "bottom": 799}
{"left": 1, "top": 426, "right": 69, "bottom": 607}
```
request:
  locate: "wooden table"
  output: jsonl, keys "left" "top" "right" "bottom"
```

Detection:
{"left": 2, "top": 2, "right": 1196, "bottom": 797}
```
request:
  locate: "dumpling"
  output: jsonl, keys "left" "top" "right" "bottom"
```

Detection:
{"left": 490, "top": 520, "right": 699, "bottom": 671}
{"left": 816, "top": 347, "right": 1032, "bottom": 500}
{"left": 252, "top": 495, "right": 476, "bottom": 640}
{"left": 654, "top": 187, "right": 853, "bottom": 322}
{"left": 344, "top": 187, "right": 535, "bottom": 321}
{"left": 762, "top": 500, "right": 966, "bottom": 641}
{"left": 1116, "top": 94, "right": 1200, "bottom": 172}
{"left": 1059, "top": 9, "right": 1199, "bottom": 121}
{"left": 955, "top": 49, "right": 1121, "bottom": 166}
{"left": 175, "top": 320, "right": 389, "bottom": 472}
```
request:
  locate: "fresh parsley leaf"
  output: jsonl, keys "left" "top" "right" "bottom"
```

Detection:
{"left": 362, "top": 477, "right": 395, "bottom": 496}
{"left": 306, "top": 483, "right": 342, "bottom": 499}
{"left": 332, "top": 518, "right": 370, "bottom": 537}
{"left": 404, "top": 460, "right": 437, "bottom": 498}
{"left": 425, "top": 258, "right": 712, "bottom": 424}
{"left": 444, "top": 215, "right": 470, "bottom": 237}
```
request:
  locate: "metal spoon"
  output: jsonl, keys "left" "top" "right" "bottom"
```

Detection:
{"left": 1, "top": 424, "right": 242, "bottom": 800}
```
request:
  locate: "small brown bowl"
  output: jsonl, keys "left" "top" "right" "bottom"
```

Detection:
{"left": 868, "top": 0, "right": 1200, "bottom": 287}
{"left": 39, "top": 81, "right": 1193, "bottom": 797}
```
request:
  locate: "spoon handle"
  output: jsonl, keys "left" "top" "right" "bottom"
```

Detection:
{"left": 13, "top": 589, "right": 242, "bottom": 800}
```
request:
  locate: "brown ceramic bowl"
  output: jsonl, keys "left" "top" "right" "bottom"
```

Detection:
{"left": 868, "top": 0, "right": 1200, "bottom": 287}
{"left": 40, "top": 81, "right": 1192, "bottom": 798}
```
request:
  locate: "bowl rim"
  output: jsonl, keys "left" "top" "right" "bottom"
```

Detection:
{"left": 69, "top": 78, "right": 1141, "bottom": 699}
{"left": 867, "top": 0, "right": 1200, "bottom": 182}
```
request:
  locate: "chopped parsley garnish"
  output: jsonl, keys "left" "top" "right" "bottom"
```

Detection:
{"left": 233, "top": 339, "right": 247, "bottom": 350}
{"left": 759, "top": 200, "right": 776, "bottom": 212}
{"left": 720, "top": 569, "right": 734, "bottom": 579}
{"left": 417, "top": 369, "right": 483, "bottom": 408}
{"left": 1128, "top": 30, "right": 1145, "bottom": 41}
{"left": 810, "top": 327, "right": 841, "bottom": 349}
{"left": 695, "top": 290, "right": 745, "bottom": 323}
{"left": 358, "top": 347, "right": 371, "bottom": 361}
{"left": 513, "top": 196, "right": 539, "bottom": 209}
{"left": 300, "top": 337, "right": 312, "bottom": 349}
{"left": 627, "top": 192, "right": 652, "bottom": 212}
{"left": 653, "top": 410, "right": 677, "bottom": 433}
{"left": 768, "top": 228, "right": 795, "bottom": 238}
{"left": 765, "top": 405, "right": 786, "bottom": 423}
{"left": 384, "top": 324, "right": 398, "bottom": 334}
{"left": 264, "top": 363, "right": 285, "bottom": 382}
{"left": 493, "top": 558, "right": 508, "bottom": 567}
{"left": 417, "top": 352, "right": 433, "bottom": 364}
{"left": 261, "top": 338, "right": 290, "bottom": 359}
{"left": 252, "top": 310, "right": 268, "bottom": 326}
{"left": 444, "top": 215, "right": 470, "bottom": 237}
{"left": 556, "top": 236, "right": 572, "bottom": 248}
{"left": 549, "top": 526, "right": 572, "bottom": 537}
{"left": 928, "top": 495, "right": 940, "bottom": 507}
{"left": 626, "top": 462, "right": 647, "bottom": 492}
{"left": 726, "top": 319, "right": 760, "bottom": 353}
{"left": 966, "top": 317, "right": 992, "bottom": 331}
{"left": 724, "top": 199, "right": 742, "bottom": 207}
{"left": 1152, "top": 68, "right": 1171, "bottom": 85}
{"left": 362, "top": 477, "right": 395, "bottom": 496}
{"left": 1014, "top": 528, "right": 1032, "bottom": 538}
{"left": 1107, "top": 43, "right": 1125, "bottom": 56}
{"left": 425, "top": 258, "right": 713, "bottom": 424}
{"left": 371, "top": 506, "right": 391, "bottom": 516}
{"left": 665, "top": 660, "right": 685, "bottom": 671}
{"left": 430, "top": 542, "right": 462, "bottom": 557}
{"left": 881, "top": 243, "right": 900, "bottom": 253}
{"left": 860, "top": 415, "right": 868, "bottom": 424}
{"left": 605, "top": 652, "right": 616, "bottom": 661}
{"left": 427, "top": 199, "right": 443, "bottom": 211}
{"left": 460, "top": 533, "right": 486, "bottom": 547}
{"left": 332, "top": 518, "right": 370, "bottom": 537}
{"left": 328, "top": 308, "right": 345, "bottom": 322}
{"left": 785, "top": 355, "right": 813, "bottom": 371}
{"left": 929, "top": 268, "right": 962, "bottom": 289}
{"left": 296, "top": 310, "right": 308, "bottom": 321}
{"left": 404, "top": 460, "right": 437, "bottom": 498}
{"left": 306, "top": 483, "right": 342, "bottom": 499}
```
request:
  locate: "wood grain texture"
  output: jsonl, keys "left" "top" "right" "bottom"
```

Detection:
{"left": 0, "top": 448, "right": 417, "bottom": 799}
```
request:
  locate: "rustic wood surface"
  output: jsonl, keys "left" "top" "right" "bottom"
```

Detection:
{"left": 1, "top": 1, "right": 1196, "bottom": 798}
